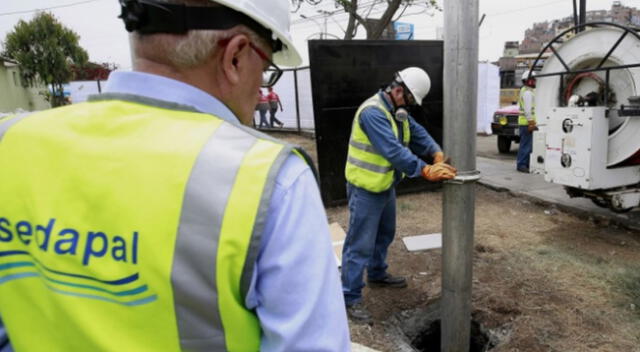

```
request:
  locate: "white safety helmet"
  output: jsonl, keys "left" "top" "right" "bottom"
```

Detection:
{"left": 522, "top": 70, "right": 536, "bottom": 81}
{"left": 212, "top": 0, "right": 301, "bottom": 67}
{"left": 396, "top": 67, "right": 431, "bottom": 106}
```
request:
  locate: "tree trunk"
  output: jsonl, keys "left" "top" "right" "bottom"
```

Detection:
{"left": 368, "top": 0, "right": 402, "bottom": 39}
{"left": 343, "top": 0, "right": 358, "bottom": 40}
{"left": 52, "top": 82, "right": 64, "bottom": 107}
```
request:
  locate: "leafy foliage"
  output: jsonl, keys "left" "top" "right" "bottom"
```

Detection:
{"left": 3, "top": 12, "right": 88, "bottom": 107}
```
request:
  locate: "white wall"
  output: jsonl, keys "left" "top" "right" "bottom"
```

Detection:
{"left": 477, "top": 62, "right": 500, "bottom": 134}
{"left": 69, "top": 80, "right": 102, "bottom": 104}
{"left": 256, "top": 68, "right": 315, "bottom": 130}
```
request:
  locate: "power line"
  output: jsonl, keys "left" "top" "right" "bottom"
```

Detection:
{"left": 291, "top": 0, "right": 381, "bottom": 24}
{"left": 0, "top": 0, "right": 102, "bottom": 17}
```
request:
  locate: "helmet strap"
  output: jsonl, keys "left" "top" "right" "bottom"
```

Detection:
{"left": 387, "top": 87, "right": 410, "bottom": 122}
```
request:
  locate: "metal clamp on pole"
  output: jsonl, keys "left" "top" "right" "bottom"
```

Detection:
{"left": 444, "top": 170, "right": 481, "bottom": 185}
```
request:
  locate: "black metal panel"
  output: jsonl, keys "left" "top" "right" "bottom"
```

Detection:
{"left": 309, "top": 40, "right": 444, "bottom": 205}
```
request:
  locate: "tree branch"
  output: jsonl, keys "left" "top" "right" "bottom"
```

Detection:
{"left": 370, "top": 0, "right": 401, "bottom": 39}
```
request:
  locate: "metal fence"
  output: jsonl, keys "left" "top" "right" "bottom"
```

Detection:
{"left": 254, "top": 66, "right": 314, "bottom": 133}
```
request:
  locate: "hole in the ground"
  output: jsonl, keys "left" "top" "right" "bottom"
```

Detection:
{"left": 391, "top": 300, "right": 503, "bottom": 351}
{"left": 410, "top": 319, "right": 493, "bottom": 352}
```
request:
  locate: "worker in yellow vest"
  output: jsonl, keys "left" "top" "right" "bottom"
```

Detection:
{"left": 516, "top": 70, "right": 537, "bottom": 173}
{"left": 342, "top": 67, "right": 457, "bottom": 323}
{"left": 0, "top": 0, "right": 350, "bottom": 350}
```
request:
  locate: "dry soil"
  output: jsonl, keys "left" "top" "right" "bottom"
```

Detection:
{"left": 277, "top": 132, "right": 640, "bottom": 352}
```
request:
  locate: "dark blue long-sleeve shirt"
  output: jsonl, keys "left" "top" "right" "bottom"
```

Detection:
{"left": 359, "top": 91, "right": 441, "bottom": 183}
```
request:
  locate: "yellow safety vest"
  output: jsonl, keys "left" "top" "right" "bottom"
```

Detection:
{"left": 518, "top": 86, "right": 536, "bottom": 126}
{"left": 0, "top": 93, "right": 311, "bottom": 351}
{"left": 345, "top": 94, "right": 410, "bottom": 193}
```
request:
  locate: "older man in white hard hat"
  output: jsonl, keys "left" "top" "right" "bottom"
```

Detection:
{"left": 342, "top": 67, "right": 456, "bottom": 323}
{"left": 0, "top": 0, "right": 349, "bottom": 350}
{"left": 516, "top": 70, "right": 537, "bottom": 173}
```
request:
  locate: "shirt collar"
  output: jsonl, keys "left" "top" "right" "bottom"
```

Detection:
{"left": 103, "top": 71, "right": 239, "bottom": 124}
{"left": 378, "top": 90, "right": 395, "bottom": 113}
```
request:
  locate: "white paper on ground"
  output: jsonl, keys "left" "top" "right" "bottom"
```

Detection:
{"left": 402, "top": 233, "right": 442, "bottom": 252}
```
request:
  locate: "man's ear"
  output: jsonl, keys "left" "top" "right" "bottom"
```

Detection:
{"left": 221, "top": 34, "right": 251, "bottom": 86}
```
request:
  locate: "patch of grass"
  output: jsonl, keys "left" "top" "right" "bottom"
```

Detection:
{"left": 398, "top": 201, "right": 415, "bottom": 212}
{"left": 614, "top": 268, "right": 640, "bottom": 316}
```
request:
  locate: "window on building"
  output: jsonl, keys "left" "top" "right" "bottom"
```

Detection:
{"left": 13, "top": 71, "right": 19, "bottom": 86}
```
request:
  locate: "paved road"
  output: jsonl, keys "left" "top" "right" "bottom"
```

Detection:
{"left": 476, "top": 134, "right": 519, "bottom": 162}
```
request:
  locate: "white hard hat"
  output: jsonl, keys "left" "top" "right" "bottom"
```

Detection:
{"left": 522, "top": 70, "right": 536, "bottom": 81}
{"left": 396, "top": 67, "right": 431, "bottom": 106}
{"left": 212, "top": 0, "right": 301, "bottom": 67}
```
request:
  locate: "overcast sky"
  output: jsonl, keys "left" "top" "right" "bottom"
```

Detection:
{"left": 1, "top": 0, "right": 639, "bottom": 70}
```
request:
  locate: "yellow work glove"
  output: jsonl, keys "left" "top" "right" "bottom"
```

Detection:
{"left": 422, "top": 163, "right": 457, "bottom": 182}
{"left": 527, "top": 120, "right": 538, "bottom": 133}
{"left": 433, "top": 151, "right": 445, "bottom": 164}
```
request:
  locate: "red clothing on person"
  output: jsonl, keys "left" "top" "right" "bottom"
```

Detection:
{"left": 267, "top": 91, "right": 279, "bottom": 102}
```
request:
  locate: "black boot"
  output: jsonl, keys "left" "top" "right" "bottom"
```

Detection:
{"left": 346, "top": 302, "right": 372, "bottom": 323}
{"left": 367, "top": 273, "right": 407, "bottom": 288}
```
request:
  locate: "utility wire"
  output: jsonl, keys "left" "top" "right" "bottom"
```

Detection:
{"left": 292, "top": 0, "right": 381, "bottom": 23}
{"left": 0, "top": 0, "right": 102, "bottom": 17}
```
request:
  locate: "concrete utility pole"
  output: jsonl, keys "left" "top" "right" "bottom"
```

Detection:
{"left": 442, "top": 0, "right": 479, "bottom": 350}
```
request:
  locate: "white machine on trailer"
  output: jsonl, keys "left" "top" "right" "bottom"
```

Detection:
{"left": 531, "top": 23, "right": 640, "bottom": 212}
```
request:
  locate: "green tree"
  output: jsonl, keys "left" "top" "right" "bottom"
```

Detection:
{"left": 3, "top": 12, "right": 88, "bottom": 107}
{"left": 292, "top": 0, "right": 440, "bottom": 40}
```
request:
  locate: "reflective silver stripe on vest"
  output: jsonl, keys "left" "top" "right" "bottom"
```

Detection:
{"left": 0, "top": 114, "right": 31, "bottom": 143}
{"left": 347, "top": 156, "right": 393, "bottom": 174}
{"left": 349, "top": 139, "right": 377, "bottom": 154}
{"left": 171, "top": 122, "right": 258, "bottom": 351}
{"left": 239, "top": 144, "right": 292, "bottom": 300}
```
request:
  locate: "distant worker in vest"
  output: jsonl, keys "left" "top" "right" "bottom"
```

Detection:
{"left": 0, "top": 0, "right": 350, "bottom": 351}
{"left": 342, "top": 67, "right": 457, "bottom": 323}
{"left": 516, "top": 70, "right": 537, "bottom": 173}
{"left": 267, "top": 87, "right": 284, "bottom": 127}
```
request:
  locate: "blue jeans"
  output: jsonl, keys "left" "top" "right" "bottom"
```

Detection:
{"left": 516, "top": 125, "right": 532, "bottom": 169}
{"left": 258, "top": 109, "right": 268, "bottom": 128}
{"left": 269, "top": 108, "right": 282, "bottom": 127}
{"left": 342, "top": 183, "right": 396, "bottom": 306}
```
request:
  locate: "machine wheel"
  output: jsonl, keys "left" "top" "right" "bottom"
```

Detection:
{"left": 611, "top": 206, "right": 633, "bottom": 213}
{"left": 497, "top": 136, "right": 512, "bottom": 153}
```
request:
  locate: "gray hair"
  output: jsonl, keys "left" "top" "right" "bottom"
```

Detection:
{"left": 130, "top": 0, "right": 266, "bottom": 69}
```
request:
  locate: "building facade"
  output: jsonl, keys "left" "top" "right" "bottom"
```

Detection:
{"left": 497, "top": 2, "right": 639, "bottom": 91}
{"left": 0, "top": 58, "right": 50, "bottom": 112}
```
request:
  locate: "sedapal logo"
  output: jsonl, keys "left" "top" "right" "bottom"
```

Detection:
{"left": 0, "top": 217, "right": 157, "bottom": 306}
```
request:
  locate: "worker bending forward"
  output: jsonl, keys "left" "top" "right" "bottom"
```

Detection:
{"left": 342, "top": 67, "right": 456, "bottom": 322}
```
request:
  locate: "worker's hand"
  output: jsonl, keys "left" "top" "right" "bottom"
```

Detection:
{"left": 433, "top": 151, "right": 445, "bottom": 164}
{"left": 422, "top": 163, "right": 457, "bottom": 182}
{"left": 527, "top": 120, "right": 538, "bottom": 133}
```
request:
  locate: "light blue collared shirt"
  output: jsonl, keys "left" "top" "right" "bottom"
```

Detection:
{"left": 0, "top": 71, "right": 349, "bottom": 352}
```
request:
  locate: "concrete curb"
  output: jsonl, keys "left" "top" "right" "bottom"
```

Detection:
{"left": 476, "top": 180, "right": 640, "bottom": 232}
